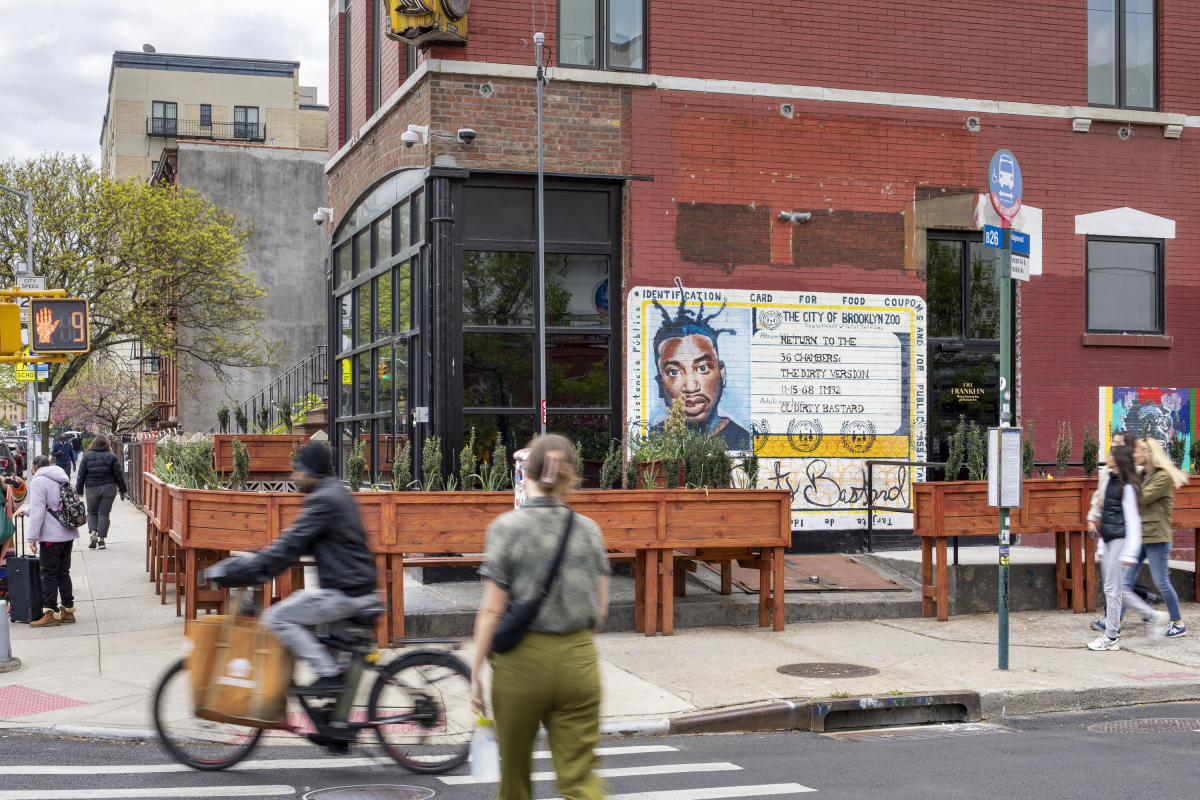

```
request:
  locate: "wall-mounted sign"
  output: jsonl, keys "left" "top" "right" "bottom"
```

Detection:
{"left": 387, "top": 0, "right": 469, "bottom": 45}
{"left": 628, "top": 285, "right": 927, "bottom": 531}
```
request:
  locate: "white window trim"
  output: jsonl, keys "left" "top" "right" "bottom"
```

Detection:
{"left": 1075, "top": 207, "right": 1175, "bottom": 239}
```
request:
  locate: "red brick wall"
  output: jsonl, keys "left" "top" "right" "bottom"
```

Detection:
{"left": 329, "top": 6, "right": 344, "bottom": 150}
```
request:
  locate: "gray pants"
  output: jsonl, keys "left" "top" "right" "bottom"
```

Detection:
{"left": 85, "top": 484, "right": 119, "bottom": 538}
{"left": 262, "top": 588, "right": 377, "bottom": 678}
{"left": 1100, "top": 538, "right": 1155, "bottom": 637}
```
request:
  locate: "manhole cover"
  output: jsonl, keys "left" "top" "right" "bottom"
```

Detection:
{"left": 302, "top": 787, "right": 435, "bottom": 800}
{"left": 776, "top": 662, "right": 879, "bottom": 679}
{"left": 1087, "top": 718, "right": 1200, "bottom": 734}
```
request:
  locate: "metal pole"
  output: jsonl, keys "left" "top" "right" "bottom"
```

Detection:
{"left": 998, "top": 225, "right": 1013, "bottom": 671}
{"left": 534, "top": 31, "right": 547, "bottom": 435}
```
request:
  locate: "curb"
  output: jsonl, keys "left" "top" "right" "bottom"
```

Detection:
{"left": 7, "top": 724, "right": 159, "bottom": 742}
{"left": 981, "top": 682, "right": 1200, "bottom": 718}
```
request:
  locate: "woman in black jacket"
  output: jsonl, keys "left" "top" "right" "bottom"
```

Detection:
{"left": 74, "top": 435, "right": 127, "bottom": 550}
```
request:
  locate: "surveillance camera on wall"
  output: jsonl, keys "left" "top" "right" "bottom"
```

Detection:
{"left": 401, "top": 130, "right": 419, "bottom": 148}
{"left": 312, "top": 207, "right": 334, "bottom": 225}
{"left": 457, "top": 128, "right": 476, "bottom": 145}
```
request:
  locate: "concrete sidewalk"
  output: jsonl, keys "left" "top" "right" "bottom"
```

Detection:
{"left": 1, "top": 499, "right": 1198, "bottom": 738}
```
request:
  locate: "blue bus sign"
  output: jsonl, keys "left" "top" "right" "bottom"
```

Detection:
{"left": 984, "top": 225, "right": 1002, "bottom": 248}
{"left": 1011, "top": 230, "right": 1030, "bottom": 256}
{"left": 988, "top": 149, "right": 1022, "bottom": 223}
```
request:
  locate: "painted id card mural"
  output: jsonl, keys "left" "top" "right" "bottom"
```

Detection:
{"left": 627, "top": 284, "right": 927, "bottom": 531}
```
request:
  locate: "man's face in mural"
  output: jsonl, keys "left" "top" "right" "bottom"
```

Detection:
{"left": 1137, "top": 406, "right": 1173, "bottom": 450}
{"left": 657, "top": 333, "right": 725, "bottom": 423}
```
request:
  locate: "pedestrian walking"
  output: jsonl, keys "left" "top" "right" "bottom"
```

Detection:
{"left": 1124, "top": 437, "right": 1189, "bottom": 638}
{"left": 75, "top": 434, "right": 127, "bottom": 551}
{"left": 1087, "top": 430, "right": 1149, "bottom": 634}
{"left": 472, "top": 433, "right": 610, "bottom": 800}
{"left": 70, "top": 433, "right": 83, "bottom": 467}
{"left": 0, "top": 473, "right": 26, "bottom": 563}
{"left": 21, "top": 454, "right": 79, "bottom": 628}
{"left": 51, "top": 434, "right": 74, "bottom": 478}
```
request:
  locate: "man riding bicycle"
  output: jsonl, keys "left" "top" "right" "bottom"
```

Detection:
{"left": 212, "top": 441, "right": 378, "bottom": 696}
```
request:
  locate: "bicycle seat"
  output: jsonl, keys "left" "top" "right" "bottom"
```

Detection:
{"left": 350, "top": 604, "right": 385, "bottom": 626}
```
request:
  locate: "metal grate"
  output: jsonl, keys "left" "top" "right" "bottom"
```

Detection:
{"left": 1087, "top": 718, "right": 1200, "bottom": 734}
{"left": 302, "top": 788, "right": 436, "bottom": 800}
{"left": 0, "top": 686, "right": 90, "bottom": 718}
{"left": 776, "top": 662, "right": 879, "bottom": 679}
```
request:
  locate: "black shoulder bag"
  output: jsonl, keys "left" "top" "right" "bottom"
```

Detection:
{"left": 491, "top": 509, "right": 575, "bottom": 654}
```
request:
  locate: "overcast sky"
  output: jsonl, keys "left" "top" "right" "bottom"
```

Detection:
{"left": 0, "top": 0, "right": 329, "bottom": 163}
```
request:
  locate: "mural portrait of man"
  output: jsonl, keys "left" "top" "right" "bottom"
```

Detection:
{"left": 649, "top": 280, "right": 751, "bottom": 450}
{"left": 1114, "top": 387, "right": 1188, "bottom": 452}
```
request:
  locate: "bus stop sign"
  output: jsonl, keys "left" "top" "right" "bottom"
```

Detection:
{"left": 988, "top": 149, "right": 1023, "bottom": 224}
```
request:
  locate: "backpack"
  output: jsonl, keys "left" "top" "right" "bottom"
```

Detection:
{"left": 48, "top": 480, "right": 87, "bottom": 529}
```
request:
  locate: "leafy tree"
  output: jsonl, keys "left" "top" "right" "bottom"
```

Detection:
{"left": 47, "top": 359, "right": 142, "bottom": 432}
{"left": 0, "top": 154, "right": 269, "bottom": 441}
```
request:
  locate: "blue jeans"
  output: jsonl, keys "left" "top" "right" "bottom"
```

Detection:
{"left": 1123, "top": 542, "right": 1182, "bottom": 621}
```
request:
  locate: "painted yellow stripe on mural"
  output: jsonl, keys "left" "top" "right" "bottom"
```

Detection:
{"left": 754, "top": 435, "right": 912, "bottom": 460}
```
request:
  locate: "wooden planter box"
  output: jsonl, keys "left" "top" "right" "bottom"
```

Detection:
{"left": 212, "top": 434, "right": 311, "bottom": 476}
{"left": 162, "top": 485, "right": 791, "bottom": 641}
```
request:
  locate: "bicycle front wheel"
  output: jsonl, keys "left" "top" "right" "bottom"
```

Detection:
{"left": 152, "top": 658, "right": 265, "bottom": 771}
{"left": 367, "top": 650, "right": 473, "bottom": 773}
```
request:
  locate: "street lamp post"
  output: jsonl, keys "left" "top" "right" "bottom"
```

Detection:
{"left": 0, "top": 182, "right": 36, "bottom": 482}
{"left": 534, "top": 31, "right": 547, "bottom": 435}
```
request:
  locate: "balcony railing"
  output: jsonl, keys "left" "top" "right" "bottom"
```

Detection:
{"left": 206, "top": 346, "right": 329, "bottom": 434}
{"left": 145, "top": 118, "right": 266, "bottom": 143}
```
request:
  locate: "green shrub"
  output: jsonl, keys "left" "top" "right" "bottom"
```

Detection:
{"left": 1022, "top": 420, "right": 1035, "bottom": 478}
{"left": 392, "top": 439, "right": 412, "bottom": 491}
{"left": 256, "top": 406, "right": 271, "bottom": 434}
{"left": 234, "top": 406, "right": 248, "bottom": 435}
{"left": 1055, "top": 422, "right": 1073, "bottom": 478}
{"left": 1168, "top": 432, "right": 1187, "bottom": 469}
{"left": 458, "top": 427, "right": 477, "bottom": 490}
{"left": 1081, "top": 424, "right": 1099, "bottom": 476}
{"left": 944, "top": 416, "right": 966, "bottom": 480}
{"left": 599, "top": 439, "right": 623, "bottom": 489}
{"left": 217, "top": 405, "right": 230, "bottom": 434}
{"left": 965, "top": 421, "right": 987, "bottom": 481}
{"left": 421, "top": 435, "right": 443, "bottom": 491}
{"left": 347, "top": 437, "right": 366, "bottom": 491}
{"left": 230, "top": 438, "right": 250, "bottom": 490}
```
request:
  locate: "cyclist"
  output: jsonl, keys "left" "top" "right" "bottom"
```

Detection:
{"left": 212, "top": 441, "right": 378, "bottom": 696}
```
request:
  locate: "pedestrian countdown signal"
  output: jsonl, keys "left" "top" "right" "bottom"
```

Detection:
{"left": 29, "top": 298, "right": 89, "bottom": 353}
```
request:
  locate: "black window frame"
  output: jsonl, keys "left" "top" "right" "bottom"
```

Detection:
{"left": 151, "top": 101, "right": 177, "bottom": 136}
{"left": 1088, "top": 0, "right": 1158, "bottom": 111}
{"left": 233, "top": 106, "right": 260, "bottom": 139}
{"left": 557, "top": 0, "right": 647, "bottom": 73}
{"left": 924, "top": 230, "right": 1014, "bottom": 354}
{"left": 1085, "top": 235, "right": 1165, "bottom": 335}
{"left": 199, "top": 104, "right": 211, "bottom": 127}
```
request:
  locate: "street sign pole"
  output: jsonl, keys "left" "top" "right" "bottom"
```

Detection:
{"left": 998, "top": 225, "right": 1013, "bottom": 671}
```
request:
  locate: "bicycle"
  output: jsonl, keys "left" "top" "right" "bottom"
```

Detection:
{"left": 152, "top": 585, "right": 474, "bottom": 773}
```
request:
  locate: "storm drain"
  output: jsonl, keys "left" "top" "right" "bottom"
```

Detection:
{"left": 302, "top": 787, "right": 436, "bottom": 800}
{"left": 824, "top": 722, "right": 1013, "bottom": 742}
{"left": 1087, "top": 718, "right": 1200, "bottom": 734}
{"left": 777, "top": 662, "right": 879, "bottom": 679}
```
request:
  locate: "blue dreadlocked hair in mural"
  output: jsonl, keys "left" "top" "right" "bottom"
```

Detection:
{"left": 651, "top": 278, "right": 738, "bottom": 359}
{"left": 651, "top": 278, "right": 738, "bottom": 402}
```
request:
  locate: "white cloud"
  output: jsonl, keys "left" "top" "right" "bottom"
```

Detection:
{"left": 0, "top": 0, "right": 329, "bottom": 161}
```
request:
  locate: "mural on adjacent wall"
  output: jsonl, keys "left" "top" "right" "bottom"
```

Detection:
{"left": 1100, "top": 386, "right": 1196, "bottom": 471}
{"left": 628, "top": 283, "right": 927, "bottom": 531}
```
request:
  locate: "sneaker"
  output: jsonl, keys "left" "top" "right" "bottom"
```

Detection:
{"left": 97, "top": 540, "right": 106, "bottom": 550}
{"left": 1087, "top": 634, "right": 1120, "bottom": 651}
{"left": 1149, "top": 611, "right": 1170, "bottom": 638}
{"left": 88, "top": 532, "right": 97, "bottom": 549}
{"left": 294, "top": 674, "right": 344, "bottom": 696}
{"left": 1090, "top": 618, "right": 1119, "bottom": 635}
{"left": 1164, "top": 622, "right": 1188, "bottom": 638}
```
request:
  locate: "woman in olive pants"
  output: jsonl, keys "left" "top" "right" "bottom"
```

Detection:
{"left": 472, "top": 434, "right": 611, "bottom": 800}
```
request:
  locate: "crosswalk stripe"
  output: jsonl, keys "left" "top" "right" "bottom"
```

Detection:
{"left": 441, "top": 761, "right": 741, "bottom": 786}
{"left": 0, "top": 786, "right": 294, "bottom": 799}
{"left": 534, "top": 745, "right": 678, "bottom": 759}
{"left": 571, "top": 784, "right": 819, "bottom": 800}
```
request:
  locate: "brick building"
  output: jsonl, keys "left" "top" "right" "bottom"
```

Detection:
{"left": 325, "top": 0, "right": 1200, "bottom": 542}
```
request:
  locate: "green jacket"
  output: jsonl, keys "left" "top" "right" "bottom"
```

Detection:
{"left": 1139, "top": 468, "right": 1174, "bottom": 544}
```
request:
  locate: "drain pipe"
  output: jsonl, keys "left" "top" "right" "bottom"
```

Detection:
{"left": 0, "top": 600, "right": 20, "bottom": 672}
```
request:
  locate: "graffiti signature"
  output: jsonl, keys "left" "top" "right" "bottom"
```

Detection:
{"left": 798, "top": 460, "right": 910, "bottom": 509}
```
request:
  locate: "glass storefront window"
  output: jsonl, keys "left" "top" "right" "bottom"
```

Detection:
{"left": 356, "top": 284, "right": 371, "bottom": 345}
{"left": 378, "top": 417, "right": 398, "bottom": 477}
{"left": 967, "top": 242, "right": 1001, "bottom": 340}
{"left": 376, "top": 272, "right": 392, "bottom": 337}
{"left": 547, "top": 334, "right": 609, "bottom": 408}
{"left": 376, "top": 345, "right": 393, "bottom": 412}
{"left": 463, "top": 251, "right": 534, "bottom": 326}
{"left": 375, "top": 213, "right": 392, "bottom": 263}
{"left": 354, "top": 231, "right": 370, "bottom": 278}
{"left": 545, "top": 254, "right": 609, "bottom": 328}
{"left": 339, "top": 357, "right": 353, "bottom": 416}
{"left": 357, "top": 351, "right": 372, "bottom": 416}
{"left": 464, "top": 333, "right": 534, "bottom": 407}
{"left": 394, "top": 346, "right": 409, "bottom": 420}
{"left": 339, "top": 421, "right": 357, "bottom": 477}
{"left": 395, "top": 199, "right": 411, "bottom": 254}
{"left": 411, "top": 191, "right": 423, "bottom": 245}
{"left": 926, "top": 240, "right": 962, "bottom": 339}
{"left": 339, "top": 294, "right": 353, "bottom": 352}
{"left": 395, "top": 262, "right": 412, "bottom": 332}
{"left": 548, "top": 412, "right": 610, "bottom": 461}
{"left": 464, "top": 414, "right": 535, "bottom": 462}
{"left": 336, "top": 244, "right": 352, "bottom": 287}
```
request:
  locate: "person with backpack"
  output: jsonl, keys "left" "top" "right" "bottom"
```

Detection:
{"left": 51, "top": 434, "right": 74, "bottom": 477}
{"left": 75, "top": 434, "right": 127, "bottom": 550}
{"left": 21, "top": 454, "right": 81, "bottom": 628}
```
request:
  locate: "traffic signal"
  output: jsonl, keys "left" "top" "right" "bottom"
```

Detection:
{"left": 29, "top": 298, "right": 90, "bottom": 353}
{"left": 0, "top": 303, "right": 20, "bottom": 354}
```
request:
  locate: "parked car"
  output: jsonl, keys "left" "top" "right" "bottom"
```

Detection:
{"left": 0, "top": 441, "right": 17, "bottom": 478}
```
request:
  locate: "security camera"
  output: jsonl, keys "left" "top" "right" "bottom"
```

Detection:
{"left": 402, "top": 124, "right": 428, "bottom": 148}
{"left": 457, "top": 128, "right": 476, "bottom": 145}
{"left": 401, "top": 130, "right": 419, "bottom": 148}
{"left": 312, "top": 207, "right": 333, "bottom": 225}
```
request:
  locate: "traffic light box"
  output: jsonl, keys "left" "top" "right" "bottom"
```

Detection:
{"left": 0, "top": 303, "right": 20, "bottom": 354}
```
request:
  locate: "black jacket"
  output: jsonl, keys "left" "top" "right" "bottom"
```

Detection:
{"left": 76, "top": 450, "right": 128, "bottom": 495}
{"left": 216, "top": 477, "right": 377, "bottom": 596}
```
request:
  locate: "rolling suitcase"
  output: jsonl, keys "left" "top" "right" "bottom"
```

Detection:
{"left": 5, "top": 517, "right": 42, "bottom": 623}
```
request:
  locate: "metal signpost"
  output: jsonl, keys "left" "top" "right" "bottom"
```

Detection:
{"left": 987, "top": 149, "right": 1024, "bottom": 670}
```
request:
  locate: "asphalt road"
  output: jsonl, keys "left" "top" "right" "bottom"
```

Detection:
{"left": 2, "top": 702, "right": 1198, "bottom": 799}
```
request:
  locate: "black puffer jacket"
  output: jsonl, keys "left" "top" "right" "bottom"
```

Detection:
{"left": 75, "top": 449, "right": 128, "bottom": 495}
{"left": 215, "top": 477, "right": 377, "bottom": 596}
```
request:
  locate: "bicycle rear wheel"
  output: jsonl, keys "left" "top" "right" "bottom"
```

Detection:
{"left": 367, "top": 650, "right": 473, "bottom": 773}
{"left": 152, "top": 658, "right": 265, "bottom": 770}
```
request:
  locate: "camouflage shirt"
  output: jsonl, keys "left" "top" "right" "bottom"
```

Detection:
{"left": 480, "top": 496, "right": 610, "bottom": 634}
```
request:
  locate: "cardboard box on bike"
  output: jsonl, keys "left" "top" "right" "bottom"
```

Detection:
{"left": 186, "top": 615, "right": 294, "bottom": 728}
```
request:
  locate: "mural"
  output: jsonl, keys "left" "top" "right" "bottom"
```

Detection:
{"left": 1099, "top": 386, "right": 1196, "bottom": 471}
{"left": 628, "top": 283, "right": 927, "bottom": 531}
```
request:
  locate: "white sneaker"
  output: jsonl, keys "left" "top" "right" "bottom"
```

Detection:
{"left": 1150, "top": 611, "right": 1170, "bottom": 638}
{"left": 1087, "top": 634, "right": 1120, "bottom": 651}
